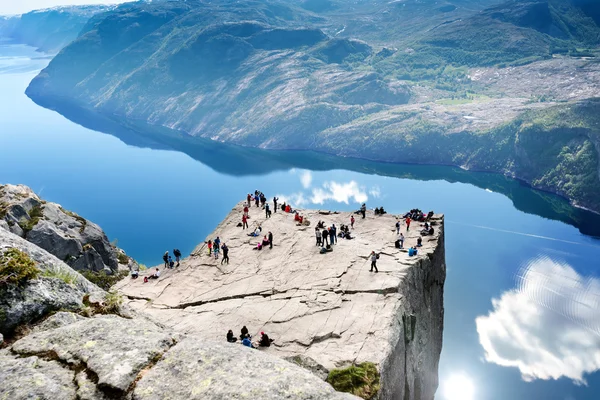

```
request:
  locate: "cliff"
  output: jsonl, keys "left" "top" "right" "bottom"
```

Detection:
{"left": 0, "top": 199, "right": 359, "bottom": 400}
{"left": 0, "top": 5, "right": 112, "bottom": 53}
{"left": 0, "top": 184, "right": 135, "bottom": 276}
{"left": 116, "top": 201, "right": 446, "bottom": 399}
{"left": 24, "top": 0, "right": 600, "bottom": 213}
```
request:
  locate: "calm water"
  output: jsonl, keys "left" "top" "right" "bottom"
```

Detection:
{"left": 1, "top": 44, "right": 600, "bottom": 400}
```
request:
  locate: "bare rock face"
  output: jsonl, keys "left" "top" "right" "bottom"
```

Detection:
{"left": 0, "top": 184, "right": 121, "bottom": 274}
{"left": 134, "top": 338, "right": 357, "bottom": 400}
{"left": 0, "top": 228, "right": 102, "bottom": 335}
{"left": 0, "top": 352, "right": 77, "bottom": 400}
{"left": 12, "top": 314, "right": 176, "bottom": 393}
{"left": 117, "top": 201, "right": 446, "bottom": 399}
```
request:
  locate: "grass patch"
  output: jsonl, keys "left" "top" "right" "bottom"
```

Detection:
{"left": 117, "top": 252, "right": 129, "bottom": 264}
{"left": 327, "top": 362, "right": 380, "bottom": 400}
{"left": 0, "top": 201, "right": 8, "bottom": 219}
{"left": 138, "top": 264, "right": 147, "bottom": 271}
{"left": 81, "top": 270, "right": 129, "bottom": 291}
{"left": 0, "top": 248, "right": 40, "bottom": 286}
{"left": 82, "top": 291, "right": 124, "bottom": 316}
{"left": 18, "top": 205, "right": 44, "bottom": 234}
{"left": 42, "top": 267, "right": 78, "bottom": 285}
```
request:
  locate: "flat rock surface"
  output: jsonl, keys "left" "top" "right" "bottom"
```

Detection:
{"left": 133, "top": 337, "right": 357, "bottom": 400}
{"left": 117, "top": 201, "right": 443, "bottom": 371}
{"left": 0, "top": 352, "right": 76, "bottom": 400}
{"left": 11, "top": 314, "right": 176, "bottom": 392}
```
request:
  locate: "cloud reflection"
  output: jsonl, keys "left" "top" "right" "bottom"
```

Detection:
{"left": 476, "top": 256, "right": 600, "bottom": 384}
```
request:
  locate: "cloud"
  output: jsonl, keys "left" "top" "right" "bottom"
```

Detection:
{"left": 274, "top": 192, "right": 308, "bottom": 208}
{"left": 369, "top": 186, "right": 381, "bottom": 198}
{"left": 310, "top": 181, "right": 368, "bottom": 205}
{"left": 300, "top": 171, "right": 312, "bottom": 189}
{"left": 476, "top": 256, "right": 600, "bottom": 385}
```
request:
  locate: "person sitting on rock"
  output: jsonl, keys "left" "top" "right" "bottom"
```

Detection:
{"left": 258, "top": 332, "right": 274, "bottom": 347}
{"left": 149, "top": 268, "right": 161, "bottom": 279}
{"left": 131, "top": 269, "right": 139, "bottom": 279}
{"left": 240, "top": 326, "right": 249, "bottom": 340}
{"left": 408, "top": 247, "right": 418, "bottom": 257}
{"left": 285, "top": 204, "right": 292, "bottom": 213}
{"left": 248, "top": 226, "right": 261, "bottom": 237}
{"left": 427, "top": 211, "right": 434, "bottom": 221}
{"left": 262, "top": 235, "right": 270, "bottom": 248}
{"left": 417, "top": 237, "right": 423, "bottom": 247}
{"left": 317, "top": 220, "right": 325, "bottom": 229}
{"left": 242, "top": 336, "right": 254, "bottom": 348}
{"left": 227, "top": 330, "right": 237, "bottom": 343}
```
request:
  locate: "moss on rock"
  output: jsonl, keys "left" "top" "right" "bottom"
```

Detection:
{"left": 327, "top": 362, "right": 380, "bottom": 399}
{"left": 0, "top": 248, "right": 40, "bottom": 286}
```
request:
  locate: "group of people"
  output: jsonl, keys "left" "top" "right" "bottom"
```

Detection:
{"left": 207, "top": 237, "right": 230, "bottom": 264}
{"left": 227, "top": 325, "right": 274, "bottom": 349}
{"left": 402, "top": 209, "right": 434, "bottom": 223}
{"left": 162, "top": 249, "right": 182, "bottom": 269}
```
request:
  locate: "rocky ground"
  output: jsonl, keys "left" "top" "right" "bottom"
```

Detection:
{"left": 0, "top": 184, "right": 135, "bottom": 274}
{"left": 116, "top": 201, "right": 446, "bottom": 399}
{"left": 0, "top": 217, "right": 356, "bottom": 400}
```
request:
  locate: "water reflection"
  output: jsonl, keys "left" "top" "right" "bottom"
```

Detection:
{"left": 27, "top": 93, "right": 600, "bottom": 237}
{"left": 476, "top": 256, "right": 600, "bottom": 384}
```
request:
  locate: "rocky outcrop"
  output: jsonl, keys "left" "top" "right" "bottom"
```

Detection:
{"left": 0, "top": 184, "right": 129, "bottom": 274}
{"left": 0, "top": 211, "right": 361, "bottom": 399}
{"left": 0, "top": 228, "right": 102, "bottom": 334}
{"left": 116, "top": 202, "right": 446, "bottom": 399}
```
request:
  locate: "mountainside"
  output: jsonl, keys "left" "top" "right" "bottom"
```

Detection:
{"left": 0, "top": 5, "right": 112, "bottom": 52}
{"left": 26, "top": 0, "right": 600, "bottom": 212}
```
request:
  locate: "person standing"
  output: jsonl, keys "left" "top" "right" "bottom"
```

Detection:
{"left": 162, "top": 251, "right": 169, "bottom": 268}
{"left": 255, "top": 194, "right": 260, "bottom": 207}
{"left": 370, "top": 251, "right": 379, "bottom": 273}
{"left": 221, "top": 243, "right": 229, "bottom": 264}
{"left": 243, "top": 205, "right": 249, "bottom": 217}
{"left": 406, "top": 217, "right": 411, "bottom": 231}
{"left": 350, "top": 215, "right": 355, "bottom": 229}
{"left": 315, "top": 227, "right": 322, "bottom": 246}
{"left": 360, "top": 204, "right": 366, "bottom": 219}
{"left": 265, "top": 204, "right": 271, "bottom": 218}
{"left": 247, "top": 193, "right": 252, "bottom": 206}
{"left": 322, "top": 228, "right": 329, "bottom": 246}
{"left": 173, "top": 249, "right": 181, "bottom": 266}
{"left": 399, "top": 233, "right": 405, "bottom": 249}
{"left": 273, "top": 197, "right": 278, "bottom": 213}
{"left": 268, "top": 231, "right": 273, "bottom": 249}
{"left": 329, "top": 226, "right": 336, "bottom": 245}
{"left": 396, "top": 220, "right": 401, "bottom": 234}
{"left": 242, "top": 214, "right": 248, "bottom": 229}
{"left": 207, "top": 240, "right": 212, "bottom": 256}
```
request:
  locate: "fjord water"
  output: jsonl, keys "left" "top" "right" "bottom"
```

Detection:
{"left": 2, "top": 44, "right": 600, "bottom": 400}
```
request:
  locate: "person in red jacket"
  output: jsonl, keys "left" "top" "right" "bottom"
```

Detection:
{"left": 405, "top": 217, "right": 411, "bottom": 231}
{"left": 242, "top": 214, "right": 248, "bottom": 230}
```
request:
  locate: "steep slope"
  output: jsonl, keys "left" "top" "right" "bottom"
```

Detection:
{"left": 25, "top": 0, "right": 600, "bottom": 212}
{"left": 0, "top": 5, "right": 112, "bottom": 53}
{"left": 0, "top": 184, "right": 136, "bottom": 275}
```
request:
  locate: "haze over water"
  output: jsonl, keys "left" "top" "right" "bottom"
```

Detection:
{"left": 1, "top": 44, "right": 600, "bottom": 400}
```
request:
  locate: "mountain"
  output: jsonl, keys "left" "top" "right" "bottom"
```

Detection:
{"left": 0, "top": 5, "right": 112, "bottom": 53}
{"left": 25, "top": 0, "right": 600, "bottom": 212}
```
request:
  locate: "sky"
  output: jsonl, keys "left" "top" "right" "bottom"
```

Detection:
{"left": 0, "top": 0, "right": 133, "bottom": 15}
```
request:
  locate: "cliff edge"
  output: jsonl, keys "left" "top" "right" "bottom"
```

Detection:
{"left": 116, "top": 201, "right": 446, "bottom": 399}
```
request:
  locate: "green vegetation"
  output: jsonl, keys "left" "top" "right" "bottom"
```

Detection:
{"left": 327, "top": 362, "right": 380, "bottom": 400}
{"left": 18, "top": 205, "right": 44, "bottom": 234}
{"left": 117, "top": 252, "right": 129, "bottom": 264}
{"left": 81, "top": 270, "right": 128, "bottom": 291}
{"left": 0, "top": 201, "right": 8, "bottom": 219}
{"left": 42, "top": 266, "right": 78, "bottom": 285}
{"left": 82, "top": 291, "right": 124, "bottom": 316}
{"left": 0, "top": 248, "right": 40, "bottom": 286}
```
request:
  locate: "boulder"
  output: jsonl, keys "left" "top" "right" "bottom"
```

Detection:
{"left": 35, "top": 311, "right": 86, "bottom": 332}
{"left": 0, "top": 228, "right": 102, "bottom": 335}
{"left": 12, "top": 314, "right": 175, "bottom": 393}
{"left": 133, "top": 338, "right": 357, "bottom": 400}
{"left": 0, "top": 184, "right": 121, "bottom": 273}
{"left": 0, "top": 353, "right": 76, "bottom": 400}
